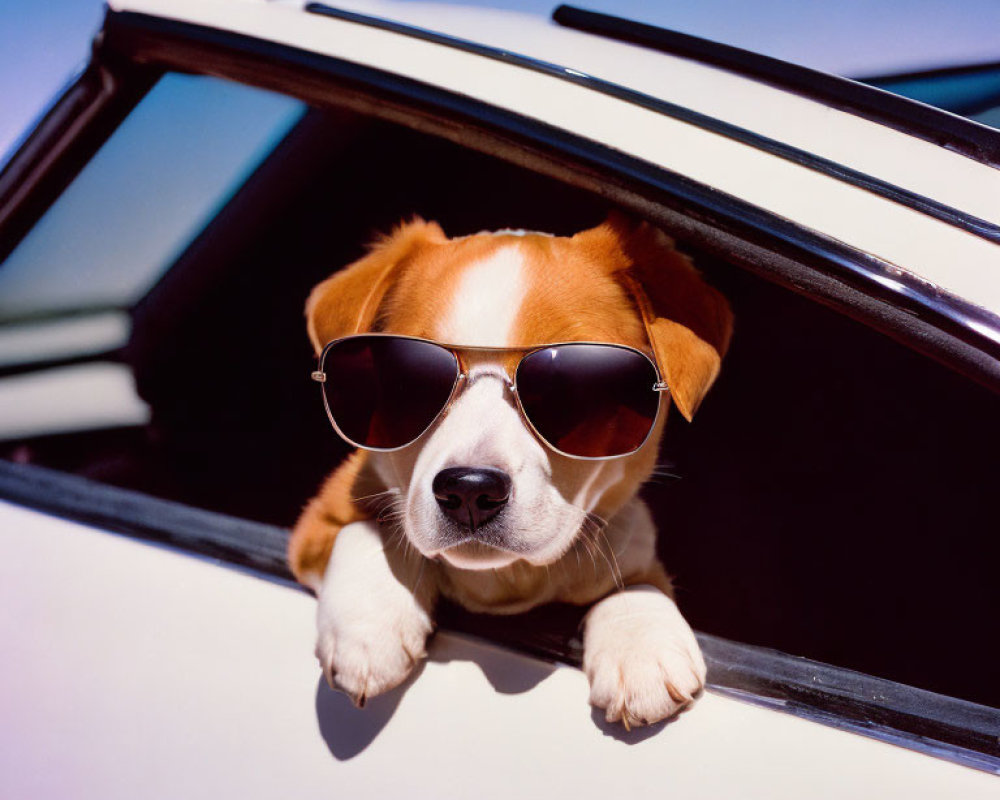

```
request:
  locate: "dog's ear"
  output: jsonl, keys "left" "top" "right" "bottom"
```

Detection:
{"left": 305, "top": 218, "right": 446, "bottom": 353}
{"left": 584, "top": 213, "right": 733, "bottom": 421}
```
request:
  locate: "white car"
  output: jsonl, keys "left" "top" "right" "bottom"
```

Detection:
{"left": 0, "top": 1, "right": 998, "bottom": 796}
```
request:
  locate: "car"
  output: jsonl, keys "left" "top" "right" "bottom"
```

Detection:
{"left": 0, "top": 0, "right": 998, "bottom": 795}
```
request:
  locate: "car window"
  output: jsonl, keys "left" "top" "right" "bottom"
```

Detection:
{"left": 0, "top": 73, "right": 305, "bottom": 329}
{"left": 865, "top": 64, "right": 1000, "bottom": 131}
{"left": 1, "top": 65, "right": 997, "bottom": 715}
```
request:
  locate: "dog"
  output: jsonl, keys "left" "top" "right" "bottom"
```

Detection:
{"left": 288, "top": 213, "right": 732, "bottom": 728}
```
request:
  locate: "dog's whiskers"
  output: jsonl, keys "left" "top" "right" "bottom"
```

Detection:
{"left": 370, "top": 491, "right": 414, "bottom": 561}
{"left": 596, "top": 529, "right": 625, "bottom": 592}
{"left": 583, "top": 537, "right": 599, "bottom": 577}
{"left": 575, "top": 520, "right": 601, "bottom": 578}
{"left": 409, "top": 554, "right": 428, "bottom": 596}
{"left": 352, "top": 487, "right": 401, "bottom": 504}
{"left": 373, "top": 493, "right": 403, "bottom": 520}
{"left": 384, "top": 527, "right": 405, "bottom": 554}
{"left": 575, "top": 510, "right": 624, "bottom": 591}
{"left": 645, "top": 463, "right": 682, "bottom": 485}
{"left": 586, "top": 509, "right": 609, "bottom": 529}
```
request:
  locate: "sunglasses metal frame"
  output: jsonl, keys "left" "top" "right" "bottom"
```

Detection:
{"left": 311, "top": 332, "right": 670, "bottom": 461}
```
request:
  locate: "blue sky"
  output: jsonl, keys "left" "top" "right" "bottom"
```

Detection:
{"left": 0, "top": 0, "right": 105, "bottom": 164}
{"left": 3, "top": 0, "right": 1000, "bottom": 165}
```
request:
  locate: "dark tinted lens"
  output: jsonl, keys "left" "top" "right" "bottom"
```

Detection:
{"left": 516, "top": 344, "right": 659, "bottom": 457}
{"left": 321, "top": 336, "right": 458, "bottom": 449}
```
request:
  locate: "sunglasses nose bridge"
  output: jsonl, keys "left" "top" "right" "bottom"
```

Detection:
{"left": 458, "top": 366, "right": 517, "bottom": 396}
{"left": 456, "top": 345, "right": 518, "bottom": 386}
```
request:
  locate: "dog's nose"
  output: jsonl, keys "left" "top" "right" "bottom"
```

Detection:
{"left": 432, "top": 467, "right": 512, "bottom": 530}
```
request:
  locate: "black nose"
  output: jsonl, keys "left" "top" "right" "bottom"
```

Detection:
{"left": 433, "top": 467, "right": 512, "bottom": 530}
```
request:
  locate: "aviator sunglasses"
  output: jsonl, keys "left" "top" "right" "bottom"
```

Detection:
{"left": 311, "top": 334, "right": 670, "bottom": 460}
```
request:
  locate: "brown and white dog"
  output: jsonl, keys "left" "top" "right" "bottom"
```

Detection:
{"left": 288, "top": 213, "right": 732, "bottom": 728}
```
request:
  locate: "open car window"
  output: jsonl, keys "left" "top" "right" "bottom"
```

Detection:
{"left": 0, "top": 74, "right": 304, "bottom": 370}
{"left": 0, "top": 8, "right": 998, "bottom": 771}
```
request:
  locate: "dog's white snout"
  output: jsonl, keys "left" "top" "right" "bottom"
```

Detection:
{"left": 430, "top": 374, "right": 533, "bottom": 471}
{"left": 404, "top": 373, "right": 552, "bottom": 561}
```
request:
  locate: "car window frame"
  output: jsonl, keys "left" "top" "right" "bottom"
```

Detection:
{"left": 0, "top": 6, "right": 999, "bottom": 773}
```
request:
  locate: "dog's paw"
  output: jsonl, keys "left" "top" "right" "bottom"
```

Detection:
{"left": 315, "top": 595, "right": 432, "bottom": 706}
{"left": 583, "top": 585, "right": 706, "bottom": 729}
{"left": 314, "top": 520, "right": 434, "bottom": 706}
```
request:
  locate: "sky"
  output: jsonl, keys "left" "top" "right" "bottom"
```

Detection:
{"left": 2, "top": 0, "right": 1000, "bottom": 166}
{"left": 0, "top": 0, "right": 106, "bottom": 165}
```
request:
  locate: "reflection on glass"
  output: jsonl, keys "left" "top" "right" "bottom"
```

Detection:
{"left": 0, "top": 72, "right": 306, "bottom": 439}
{"left": 865, "top": 66, "right": 1000, "bottom": 131}
{"left": 0, "top": 73, "right": 306, "bottom": 324}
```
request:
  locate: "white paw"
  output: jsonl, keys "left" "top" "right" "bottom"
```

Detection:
{"left": 314, "top": 521, "right": 434, "bottom": 706}
{"left": 583, "top": 586, "right": 706, "bottom": 729}
{"left": 315, "top": 597, "right": 431, "bottom": 706}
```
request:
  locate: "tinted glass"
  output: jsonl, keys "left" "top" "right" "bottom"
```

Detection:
{"left": 864, "top": 65, "right": 1000, "bottom": 132}
{"left": 321, "top": 336, "right": 459, "bottom": 449}
{"left": 516, "top": 344, "right": 659, "bottom": 457}
{"left": 0, "top": 73, "right": 305, "bottom": 441}
{"left": 1, "top": 73, "right": 305, "bottom": 327}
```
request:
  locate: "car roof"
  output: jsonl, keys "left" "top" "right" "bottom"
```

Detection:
{"left": 345, "top": 0, "right": 1000, "bottom": 77}
{"left": 178, "top": 0, "right": 1000, "bottom": 78}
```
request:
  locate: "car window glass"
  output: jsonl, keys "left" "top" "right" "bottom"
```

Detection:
{"left": 969, "top": 104, "right": 1000, "bottom": 129}
{"left": 865, "top": 65, "right": 1000, "bottom": 131}
{"left": 0, "top": 73, "right": 306, "bottom": 327}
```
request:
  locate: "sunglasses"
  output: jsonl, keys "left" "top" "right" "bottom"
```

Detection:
{"left": 311, "top": 334, "right": 669, "bottom": 460}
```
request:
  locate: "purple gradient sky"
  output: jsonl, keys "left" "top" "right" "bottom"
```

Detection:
{"left": 2, "top": 0, "right": 1000, "bottom": 165}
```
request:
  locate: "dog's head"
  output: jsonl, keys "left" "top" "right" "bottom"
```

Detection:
{"left": 306, "top": 214, "right": 731, "bottom": 571}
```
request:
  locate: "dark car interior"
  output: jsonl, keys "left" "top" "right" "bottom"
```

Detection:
{"left": 3, "top": 100, "right": 998, "bottom": 708}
